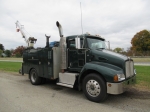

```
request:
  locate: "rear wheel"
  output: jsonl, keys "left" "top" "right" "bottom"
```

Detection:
{"left": 30, "top": 69, "right": 41, "bottom": 85}
{"left": 82, "top": 73, "right": 108, "bottom": 102}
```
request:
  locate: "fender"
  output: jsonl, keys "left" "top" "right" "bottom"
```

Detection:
{"left": 78, "top": 62, "right": 124, "bottom": 83}
{"left": 26, "top": 64, "right": 39, "bottom": 75}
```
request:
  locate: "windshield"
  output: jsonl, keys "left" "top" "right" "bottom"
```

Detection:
{"left": 87, "top": 37, "right": 106, "bottom": 50}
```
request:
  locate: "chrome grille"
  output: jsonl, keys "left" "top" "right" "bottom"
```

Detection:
{"left": 125, "top": 61, "right": 134, "bottom": 78}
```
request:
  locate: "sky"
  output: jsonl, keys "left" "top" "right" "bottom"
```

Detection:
{"left": 0, "top": 0, "right": 150, "bottom": 50}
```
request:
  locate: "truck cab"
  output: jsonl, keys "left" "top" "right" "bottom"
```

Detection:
{"left": 65, "top": 34, "right": 136, "bottom": 99}
{"left": 67, "top": 34, "right": 106, "bottom": 72}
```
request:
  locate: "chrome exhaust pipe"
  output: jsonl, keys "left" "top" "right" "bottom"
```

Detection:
{"left": 56, "top": 21, "right": 63, "bottom": 37}
{"left": 45, "top": 34, "right": 50, "bottom": 48}
{"left": 56, "top": 21, "right": 67, "bottom": 71}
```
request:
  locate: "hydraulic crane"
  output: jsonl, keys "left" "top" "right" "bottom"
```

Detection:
{"left": 15, "top": 21, "right": 37, "bottom": 47}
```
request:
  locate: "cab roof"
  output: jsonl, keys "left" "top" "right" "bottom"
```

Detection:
{"left": 66, "top": 34, "right": 105, "bottom": 41}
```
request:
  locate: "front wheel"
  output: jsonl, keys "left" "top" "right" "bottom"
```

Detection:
{"left": 30, "top": 69, "right": 41, "bottom": 85}
{"left": 82, "top": 73, "right": 108, "bottom": 102}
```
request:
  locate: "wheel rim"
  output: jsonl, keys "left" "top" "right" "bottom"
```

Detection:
{"left": 86, "top": 79, "right": 101, "bottom": 97}
{"left": 31, "top": 71, "right": 36, "bottom": 83}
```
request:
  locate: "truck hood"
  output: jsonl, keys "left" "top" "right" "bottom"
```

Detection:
{"left": 91, "top": 49, "right": 128, "bottom": 69}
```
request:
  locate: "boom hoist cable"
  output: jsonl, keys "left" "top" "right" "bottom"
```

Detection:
{"left": 15, "top": 21, "right": 37, "bottom": 48}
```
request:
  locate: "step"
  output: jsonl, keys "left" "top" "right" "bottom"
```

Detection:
{"left": 56, "top": 82, "right": 73, "bottom": 88}
{"left": 57, "top": 72, "right": 79, "bottom": 87}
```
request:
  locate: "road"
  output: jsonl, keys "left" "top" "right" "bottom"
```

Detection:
{"left": 134, "top": 62, "right": 150, "bottom": 66}
{"left": 0, "top": 72, "right": 150, "bottom": 112}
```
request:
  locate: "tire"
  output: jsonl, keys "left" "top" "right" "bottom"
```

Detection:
{"left": 41, "top": 78, "right": 46, "bottom": 84}
{"left": 19, "top": 68, "right": 24, "bottom": 75}
{"left": 82, "top": 73, "right": 108, "bottom": 102}
{"left": 29, "top": 69, "right": 41, "bottom": 85}
{"left": 19, "top": 69, "right": 21, "bottom": 74}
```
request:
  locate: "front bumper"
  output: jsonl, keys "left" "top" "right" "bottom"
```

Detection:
{"left": 107, "top": 75, "right": 136, "bottom": 94}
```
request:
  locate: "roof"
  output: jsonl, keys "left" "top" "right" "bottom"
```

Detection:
{"left": 66, "top": 33, "right": 105, "bottom": 40}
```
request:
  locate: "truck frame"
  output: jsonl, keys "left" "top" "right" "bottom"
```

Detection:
{"left": 20, "top": 21, "right": 136, "bottom": 102}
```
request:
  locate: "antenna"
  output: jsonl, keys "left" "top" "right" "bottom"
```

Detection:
{"left": 80, "top": 2, "right": 85, "bottom": 48}
{"left": 80, "top": 2, "right": 83, "bottom": 35}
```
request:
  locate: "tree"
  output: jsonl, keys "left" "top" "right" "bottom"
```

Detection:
{"left": 126, "top": 47, "right": 134, "bottom": 56}
{"left": 15, "top": 53, "right": 21, "bottom": 57}
{"left": 0, "top": 49, "right": 3, "bottom": 57}
{"left": 0, "top": 44, "right": 4, "bottom": 51}
{"left": 13, "top": 46, "right": 25, "bottom": 57}
{"left": 113, "top": 47, "right": 124, "bottom": 53}
{"left": 4, "top": 50, "right": 11, "bottom": 57}
{"left": 131, "top": 30, "right": 150, "bottom": 55}
{"left": 10, "top": 49, "right": 14, "bottom": 56}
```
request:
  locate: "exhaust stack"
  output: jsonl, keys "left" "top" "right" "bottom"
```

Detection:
{"left": 56, "top": 21, "right": 63, "bottom": 37}
{"left": 45, "top": 34, "right": 50, "bottom": 47}
{"left": 56, "top": 21, "right": 67, "bottom": 72}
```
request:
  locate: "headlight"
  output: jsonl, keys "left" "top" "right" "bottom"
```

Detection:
{"left": 114, "top": 74, "right": 125, "bottom": 82}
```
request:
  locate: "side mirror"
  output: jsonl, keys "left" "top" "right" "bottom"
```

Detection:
{"left": 75, "top": 36, "right": 81, "bottom": 49}
{"left": 105, "top": 41, "right": 110, "bottom": 50}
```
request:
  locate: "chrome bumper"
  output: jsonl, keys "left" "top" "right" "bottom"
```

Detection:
{"left": 107, "top": 75, "right": 136, "bottom": 94}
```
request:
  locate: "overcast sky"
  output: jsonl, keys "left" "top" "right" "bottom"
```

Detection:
{"left": 0, "top": 0, "right": 150, "bottom": 50}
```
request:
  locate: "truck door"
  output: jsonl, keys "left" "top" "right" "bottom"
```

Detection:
{"left": 68, "top": 39, "right": 85, "bottom": 72}
{"left": 41, "top": 48, "right": 53, "bottom": 79}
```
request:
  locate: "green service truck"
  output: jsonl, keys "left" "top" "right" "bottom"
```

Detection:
{"left": 20, "top": 21, "right": 136, "bottom": 102}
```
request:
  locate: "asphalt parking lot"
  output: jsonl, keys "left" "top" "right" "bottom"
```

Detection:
{"left": 0, "top": 72, "right": 150, "bottom": 112}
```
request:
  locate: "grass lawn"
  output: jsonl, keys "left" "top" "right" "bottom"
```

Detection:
{"left": 0, "top": 61, "right": 22, "bottom": 72}
{"left": 135, "top": 65, "right": 150, "bottom": 89}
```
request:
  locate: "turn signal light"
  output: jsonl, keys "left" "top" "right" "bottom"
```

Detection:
{"left": 113, "top": 75, "right": 118, "bottom": 82}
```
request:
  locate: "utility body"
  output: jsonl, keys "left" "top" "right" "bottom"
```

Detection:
{"left": 20, "top": 21, "right": 136, "bottom": 102}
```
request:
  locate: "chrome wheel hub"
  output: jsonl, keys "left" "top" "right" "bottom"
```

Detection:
{"left": 86, "top": 80, "right": 101, "bottom": 97}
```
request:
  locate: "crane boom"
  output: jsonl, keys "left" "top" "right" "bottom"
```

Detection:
{"left": 15, "top": 21, "right": 37, "bottom": 48}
